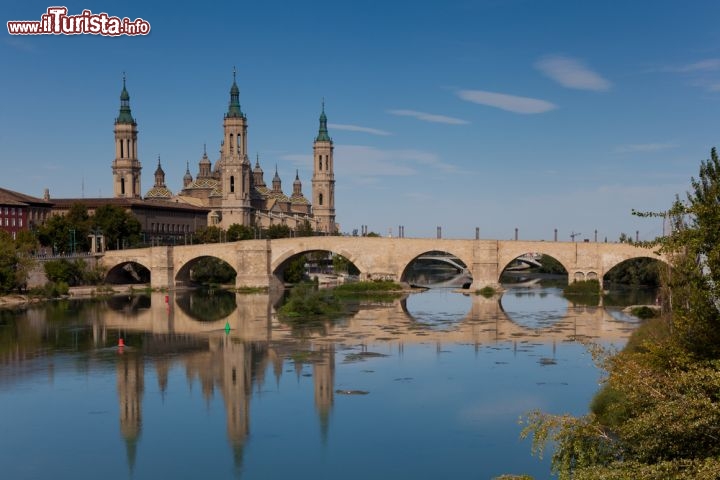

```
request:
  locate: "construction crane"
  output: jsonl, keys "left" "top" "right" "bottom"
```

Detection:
{"left": 570, "top": 231, "right": 582, "bottom": 242}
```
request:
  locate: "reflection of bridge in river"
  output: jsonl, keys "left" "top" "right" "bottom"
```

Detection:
{"left": 4, "top": 289, "right": 640, "bottom": 476}
{"left": 100, "top": 290, "right": 638, "bottom": 345}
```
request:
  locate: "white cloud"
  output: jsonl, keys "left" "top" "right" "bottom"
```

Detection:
{"left": 673, "top": 58, "right": 720, "bottom": 73}
{"left": 613, "top": 143, "right": 677, "bottom": 154}
{"left": 282, "top": 145, "right": 458, "bottom": 178}
{"left": 387, "top": 109, "right": 469, "bottom": 125}
{"left": 328, "top": 123, "right": 392, "bottom": 136}
{"left": 456, "top": 89, "right": 557, "bottom": 114}
{"left": 535, "top": 55, "right": 611, "bottom": 91}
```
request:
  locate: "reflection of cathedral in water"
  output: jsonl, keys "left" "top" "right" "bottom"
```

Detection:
{"left": 114, "top": 335, "right": 336, "bottom": 472}
{"left": 117, "top": 353, "right": 143, "bottom": 473}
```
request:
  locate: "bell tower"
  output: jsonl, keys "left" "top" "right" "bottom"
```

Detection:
{"left": 312, "top": 101, "right": 336, "bottom": 233}
{"left": 218, "top": 68, "right": 251, "bottom": 226}
{"left": 112, "top": 73, "right": 142, "bottom": 198}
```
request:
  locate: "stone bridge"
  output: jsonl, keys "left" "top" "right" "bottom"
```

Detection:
{"left": 100, "top": 237, "right": 665, "bottom": 291}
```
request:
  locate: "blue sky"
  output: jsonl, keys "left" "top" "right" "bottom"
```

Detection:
{"left": 3, "top": 0, "right": 719, "bottom": 240}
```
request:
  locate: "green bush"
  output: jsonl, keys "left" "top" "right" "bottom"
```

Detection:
{"left": 564, "top": 279, "right": 601, "bottom": 295}
{"left": 279, "top": 282, "right": 342, "bottom": 317}
{"left": 477, "top": 286, "right": 496, "bottom": 297}
{"left": 334, "top": 280, "right": 402, "bottom": 293}
{"left": 630, "top": 306, "right": 657, "bottom": 319}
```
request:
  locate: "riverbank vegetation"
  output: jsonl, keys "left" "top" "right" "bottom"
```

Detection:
{"left": 279, "top": 280, "right": 404, "bottom": 318}
{"left": 477, "top": 286, "right": 497, "bottom": 297}
{"left": 514, "top": 148, "right": 720, "bottom": 479}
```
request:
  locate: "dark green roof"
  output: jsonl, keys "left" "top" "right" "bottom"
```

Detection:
{"left": 116, "top": 75, "right": 135, "bottom": 124}
{"left": 315, "top": 102, "right": 331, "bottom": 142}
{"left": 226, "top": 69, "right": 245, "bottom": 118}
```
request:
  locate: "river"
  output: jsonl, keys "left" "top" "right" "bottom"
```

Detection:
{"left": 0, "top": 283, "right": 650, "bottom": 479}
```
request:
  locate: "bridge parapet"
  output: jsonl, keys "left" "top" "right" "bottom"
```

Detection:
{"left": 99, "top": 237, "right": 665, "bottom": 291}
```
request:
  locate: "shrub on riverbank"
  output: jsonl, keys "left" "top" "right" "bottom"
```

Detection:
{"left": 280, "top": 281, "right": 403, "bottom": 317}
{"left": 563, "top": 279, "right": 601, "bottom": 296}
{"left": 334, "top": 280, "right": 403, "bottom": 292}
{"left": 477, "top": 286, "right": 496, "bottom": 298}
{"left": 278, "top": 282, "right": 343, "bottom": 317}
{"left": 517, "top": 148, "right": 720, "bottom": 479}
{"left": 629, "top": 305, "right": 657, "bottom": 319}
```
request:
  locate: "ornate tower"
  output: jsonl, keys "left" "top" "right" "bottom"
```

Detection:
{"left": 183, "top": 161, "right": 193, "bottom": 188}
{"left": 145, "top": 156, "right": 173, "bottom": 200}
{"left": 312, "top": 102, "right": 336, "bottom": 233}
{"left": 218, "top": 68, "right": 252, "bottom": 227}
{"left": 112, "top": 74, "right": 142, "bottom": 198}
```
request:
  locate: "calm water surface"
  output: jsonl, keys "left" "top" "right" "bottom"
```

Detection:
{"left": 0, "top": 285, "right": 645, "bottom": 479}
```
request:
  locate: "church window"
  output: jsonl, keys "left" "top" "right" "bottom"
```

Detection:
{"left": 319, "top": 193, "right": 323, "bottom": 206}
{"left": 120, "top": 140, "right": 124, "bottom": 158}
{"left": 237, "top": 134, "right": 242, "bottom": 149}
{"left": 230, "top": 176, "right": 235, "bottom": 193}
{"left": 229, "top": 134, "right": 234, "bottom": 150}
{"left": 319, "top": 155, "right": 322, "bottom": 170}
{"left": 120, "top": 177, "right": 125, "bottom": 195}
{"left": 325, "top": 158, "right": 329, "bottom": 170}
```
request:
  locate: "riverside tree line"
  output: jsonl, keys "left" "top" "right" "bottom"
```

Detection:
{"left": 497, "top": 148, "right": 720, "bottom": 480}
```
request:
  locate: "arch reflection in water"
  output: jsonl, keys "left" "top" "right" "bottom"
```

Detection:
{"left": 0, "top": 288, "right": 650, "bottom": 479}
{"left": 499, "top": 287, "right": 569, "bottom": 330}
{"left": 402, "top": 288, "right": 473, "bottom": 330}
{"left": 175, "top": 288, "right": 238, "bottom": 322}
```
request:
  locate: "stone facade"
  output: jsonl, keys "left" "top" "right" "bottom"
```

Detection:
{"left": 102, "top": 237, "right": 666, "bottom": 291}
{"left": 0, "top": 187, "right": 52, "bottom": 239}
{"left": 116, "top": 71, "right": 337, "bottom": 233}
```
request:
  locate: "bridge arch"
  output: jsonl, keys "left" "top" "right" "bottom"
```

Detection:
{"left": 498, "top": 245, "right": 574, "bottom": 283}
{"left": 400, "top": 250, "right": 473, "bottom": 288}
{"left": 272, "top": 248, "right": 362, "bottom": 285}
{"left": 175, "top": 255, "right": 237, "bottom": 287}
{"left": 105, "top": 260, "right": 151, "bottom": 284}
{"left": 499, "top": 251, "right": 569, "bottom": 284}
{"left": 602, "top": 255, "right": 665, "bottom": 288}
{"left": 602, "top": 253, "right": 667, "bottom": 278}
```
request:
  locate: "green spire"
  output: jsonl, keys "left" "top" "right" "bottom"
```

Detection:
{"left": 315, "top": 99, "right": 331, "bottom": 142}
{"left": 226, "top": 67, "right": 244, "bottom": 118}
{"left": 116, "top": 72, "right": 135, "bottom": 124}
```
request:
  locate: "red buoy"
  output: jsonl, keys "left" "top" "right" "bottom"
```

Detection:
{"left": 118, "top": 338, "right": 125, "bottom": 347}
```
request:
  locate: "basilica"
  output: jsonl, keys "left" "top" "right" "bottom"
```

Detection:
{"left": 111, "top": 72, "right": 337, "bottom": 234}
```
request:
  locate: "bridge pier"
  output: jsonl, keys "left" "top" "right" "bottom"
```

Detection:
{"left": 234, "top": 239, "right": 275, "bottom": 291}
{"left": 468, "top": 240, "right": 502, "bottom": 291}
{"left": 149, "top": 246, "right": 175, "bottom": 290}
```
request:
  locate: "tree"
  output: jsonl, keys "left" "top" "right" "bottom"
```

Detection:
{"left": 44, "top": 259, "right": 84, "bottom": 286}
{"left": 0, "top": 231, "right": 35, "bottom": 293}
{"left": 92, "top": 205, "right": 141, "bottom": 250}
{"left": 38, "top": 214, "right": 74, "bottom": 254}
{"left": 332, "top": 254, "right": 359, "bottom": 275}
{"left": 189, "top": 257, "right": 236, "bottom": 285}
{"left": 618, "top": 232, "right": 634, "bottom": 244}
{"left": 295, "top": 220, "right": 315, "bottom": 237}
{"left": 193, "top": 226, "right": 223, "bottom": 244}
{"left": 519, "top": 148, "right": 720, "bottom": 479}
{"left": 227, "top": 223, "right": 254, "bottom": 241}
{"left": 283, "top": 255, "right": 307, "bottom": 283}
{"left": 265, "top": 224, "right": 291, "bottom": 239}
{"left": 0, "top": 231, "right": 21, "bottom": 293}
